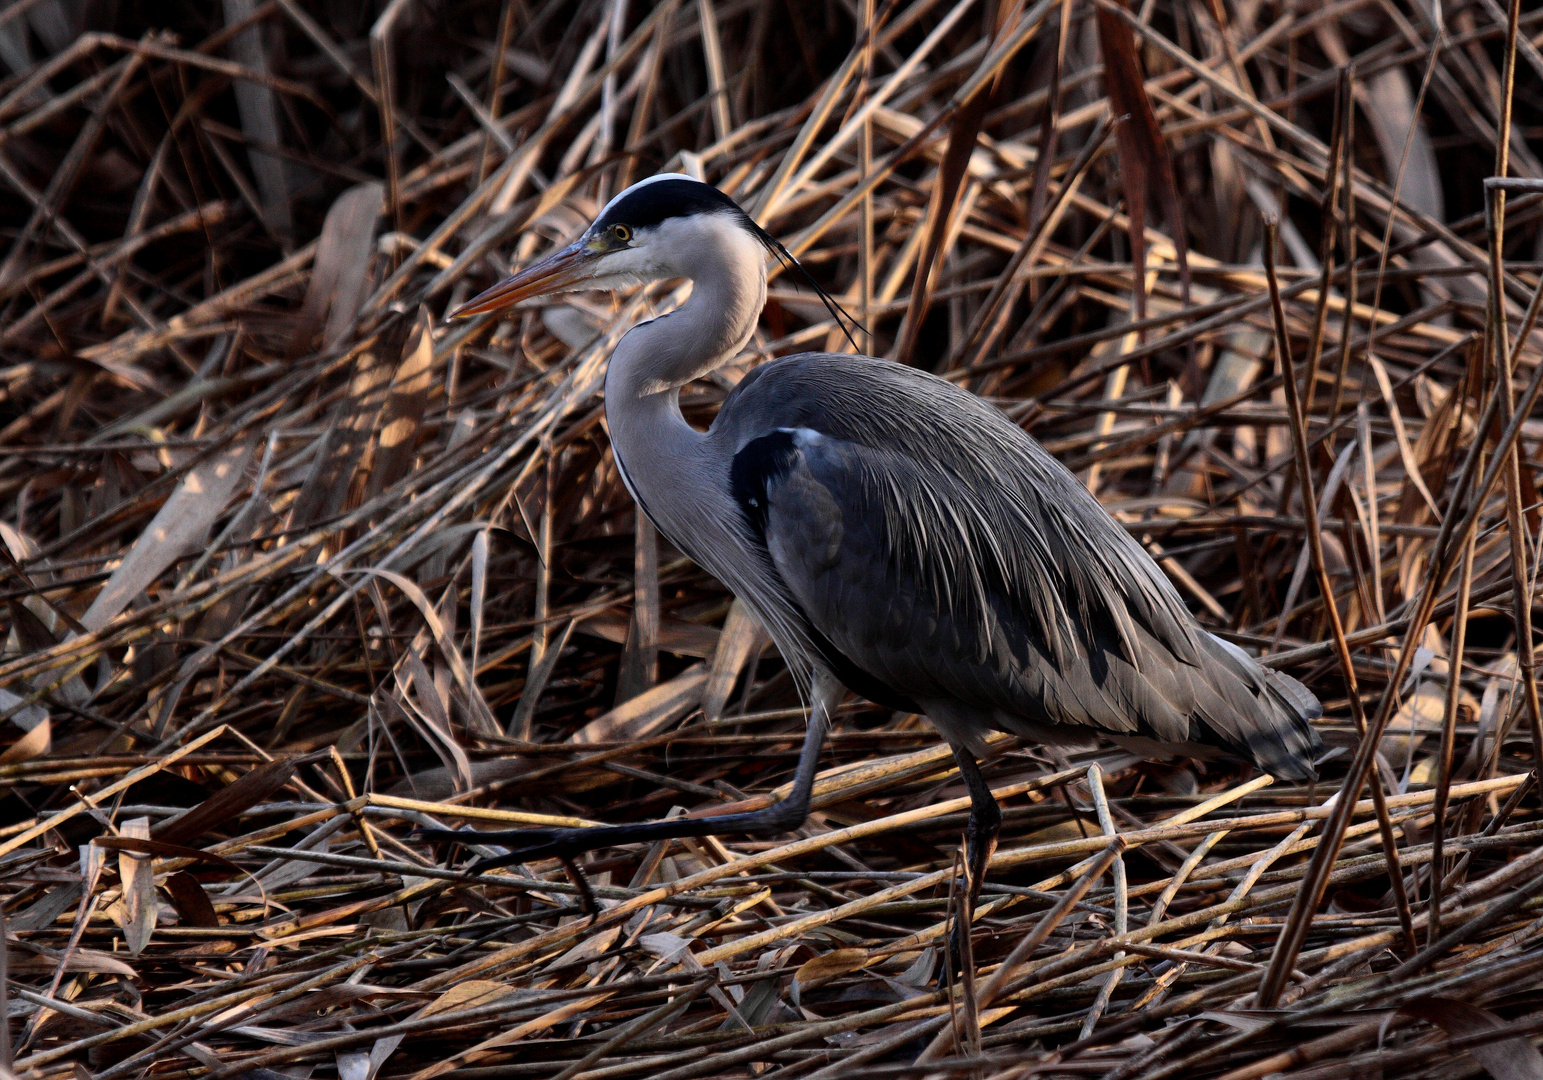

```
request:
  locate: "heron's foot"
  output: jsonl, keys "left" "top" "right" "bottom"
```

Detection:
{"left": 419, "top": 827, "right": 604, "bottom": 920}
{"left": 417, "top": 825, "right": 596, "bottom": 868}
{"left": 946, "top": 830, "right": 993, "bottom": 981}
{"left": 946, "top": 875, "right": 979, "bottom": 982}
{"left": 946, "top": 910, "right": 969, "bottom": 982}
{"left": 558, "top": 856, "right": 601, "bottom": 922}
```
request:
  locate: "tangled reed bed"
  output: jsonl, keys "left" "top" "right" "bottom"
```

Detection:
{"left": 0, "top": 0, "right": 1541, "bottom": 1076}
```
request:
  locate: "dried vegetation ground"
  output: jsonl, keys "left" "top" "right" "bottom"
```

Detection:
{"left": 0, "top": 0, "right": 1541, "bottom": 1077}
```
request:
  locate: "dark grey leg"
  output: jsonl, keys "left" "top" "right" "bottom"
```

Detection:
{"left": 950, "top": 742, "right": 1003, "bottom": 904}
{"left": 423, "top": 671, "right": 843, "bottom": 867}
{"left": 947, "top": 742, "right": 1002, "bottom": 974}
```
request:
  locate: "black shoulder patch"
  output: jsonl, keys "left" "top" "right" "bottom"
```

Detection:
{"left": 730, "top": 428, "right": 922, "bottom": 714}
{"left": 730, "top": 429, "right": 800, "bottom": 540}
{"left": 595, "top": 178, "right": 747, "bottom": 233}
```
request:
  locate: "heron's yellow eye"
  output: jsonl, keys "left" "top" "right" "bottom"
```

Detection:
{"left": 612, "top": 224, "right": 632, "bottom": 243}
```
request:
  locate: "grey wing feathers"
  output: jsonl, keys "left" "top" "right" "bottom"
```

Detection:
{"left": 716, "top": 354, "right": 1322, "bottom": 780}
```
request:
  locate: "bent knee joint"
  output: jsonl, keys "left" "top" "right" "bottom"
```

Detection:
{"left": 760, "top": 797, "right": 809, "bottom": 833}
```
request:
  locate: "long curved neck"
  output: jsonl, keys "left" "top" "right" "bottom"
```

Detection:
{"left": 607, "top": 221, "right": 765, "bottom": 399}
{"left": 604, "top": 220, "right": 765, "bottom": 541}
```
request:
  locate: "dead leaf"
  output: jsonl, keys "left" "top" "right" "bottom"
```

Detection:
{"left": 1196, "top": 1010, "right": 1273, "bottom": 1034}
{"left": 397, "top": 648, "right": 473, "bottom": 793}
{"left": 0, "top": 687, "right": 47, "bottom": 733}
{"left": 163, "top": 871, "right": 218, "bottom": 928}
{"left": 295, "top": 181, "right": 384, "bottom": 353}
{"left": 413, "top": 980, "right": 514, "bottom": 1020}
{"left": 365, "top": 307, "right": 437, "bottom": 502}
{"left": 701, "top": 600, "right": 766, "bottom": 722}
{"left": 11, "top": 880, "right": 80, "bottom": 932}
{"left": 1096, "top": 0, "right": 1189, "bottom": 330}
{"left": 379, "top": 692, "right": 473, "bottom": 795}
{"left": 573, "top": 663, "right": 707, "bottom": 744}
{"left": 224, "top": 0, "right": 292, "bottom": 236}
{"left": 897, "top": 948, "right": 936, "bottom": 987}
{"left": 794, "top": 947, "right": 867, "bottom": 986}
{"left": 792, "top": 947, "right": 868, "bottom": 1009}
{"left": 578, "top": 611, "right": 722, "bottom": 658}
{"left": 338, "top": 1034, "right": 404, "bottom": 1080}
{"left": 548, "top": 926, "right": 621, "bottom": 970}
{"left": 118, "top": 816, "right": 156, "bottom": 954}
{"left": 1021, "top": 819, "right": 1093, "bottom": 846}
{"left": 0, "top": 716, "right": 49, "bottom": 763}
{"left": 469, "top": 527, "right": 488, "bottom": 676}
{"left": 1359, "top": 65, "right": 1483, "bottom": 315}
{"left": 153, "top": 756, "right": 297, "bottom": 846}
{"left": 364, "top": 566, "right": 500, "bottom": 740}
{"left": 5, "top": 942, "right": 136, "bottom": 977}
{"left": 95, "top": 836, "right": 247, "bottom": 877}
{"left": 288, "top": 329, "right": 401, "bottom": 533}
{"left": 1400, "top": 998, "right": 1543, "bottom": 1080}
{"left": 894, "top": 0, "right": 1014, "bottom": 364}
{"left": 80, "top": 439, "right": 255, "bottom": 632}
{"left": 8, "top": 597, "right": 56, "bottom": 653}
{"left": 640, "top": 932, "right": 692, "bottom": 965}
{"left": 1369, "top": 353, "right": 1442, "bottom": 525}
{"left": 238, "top": 819, "right": 340, "bottom": 894}
{"left": 0, "top": 521, "right": 39, "bottom": 563}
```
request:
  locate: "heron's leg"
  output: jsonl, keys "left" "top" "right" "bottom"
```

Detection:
{"left": 558, "top": 856, "right": 600, "bottom": 921}
{"left": 761, "top": 667, "right": 841, "bottom": 828}
{"left": 424, "top": 670, "right": 843, "bottom": 867}
{"left": 947, "top": 742, "right": 1002, "bottom": 975}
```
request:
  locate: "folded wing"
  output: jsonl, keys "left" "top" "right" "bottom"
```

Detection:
{"left": 717, "top": 355, "right": 1321, "bottom": 778}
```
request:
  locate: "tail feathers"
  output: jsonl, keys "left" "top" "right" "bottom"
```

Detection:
{"left": 1205, "top": 635, "right": 1324, "bottom": 781}
{"left": 1266, "top": 667, "right": 1323, "bottom": 720}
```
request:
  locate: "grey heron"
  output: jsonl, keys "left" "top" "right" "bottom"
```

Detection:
{"left": 426, "top": 173, "right": 1322, "bottom": 915}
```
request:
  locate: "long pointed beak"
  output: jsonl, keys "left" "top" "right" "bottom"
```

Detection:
{"left": 449, "top": 242, "right": 597, "bottom": 319}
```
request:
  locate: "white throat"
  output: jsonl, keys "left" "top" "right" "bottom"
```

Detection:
{"left": 606, "top": 213, "right": 766, "bottom": 399}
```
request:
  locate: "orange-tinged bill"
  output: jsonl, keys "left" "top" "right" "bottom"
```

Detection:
{"left": 448, "top": 242, "right": 594, "bottom": 319}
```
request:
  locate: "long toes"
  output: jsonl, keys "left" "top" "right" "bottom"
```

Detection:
{"left": 466, "top": 850, "right": 535, "bottom": 872}
{"left": 421, "top": 827, "right": 587, "bottom": 865}
{"left": 477, "top": 828, "right": 583, "bottom": 863}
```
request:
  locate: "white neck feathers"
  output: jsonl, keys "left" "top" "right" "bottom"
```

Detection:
{"left": 607, "top": 213, "right": 766, "bottom": 399}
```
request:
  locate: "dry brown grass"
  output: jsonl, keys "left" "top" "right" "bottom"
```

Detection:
{"left": 0, "top": 0, "right": 1541, "bottom": 1077}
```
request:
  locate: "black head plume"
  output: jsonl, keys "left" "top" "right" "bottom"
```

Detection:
{"left": 598, "top": 174, "right": 865, "bottom": 352}
{"left": 747, "top": 222, "right": 866, "bottom": 354}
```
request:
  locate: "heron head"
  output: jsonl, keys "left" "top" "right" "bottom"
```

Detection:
{"left": 448, "top": 174, "right": 763, "bottom": 318}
